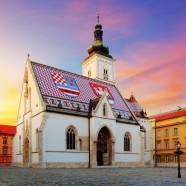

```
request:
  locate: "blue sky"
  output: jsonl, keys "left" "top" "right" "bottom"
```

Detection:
{"left": 0, "top": 0, "right": 186, "bottom": 125}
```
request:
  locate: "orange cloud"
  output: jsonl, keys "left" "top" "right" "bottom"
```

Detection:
{"left": 0, "top": 86, "right": 19, "bottom": 126}
{"left": 116, "top": 33, "right": 186, "bottom": 115}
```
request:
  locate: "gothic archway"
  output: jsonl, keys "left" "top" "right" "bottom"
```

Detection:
{"left": 23, "top": 137, "right": 29, "bottom": 167}
{"left": 97, "top": 126, "right": 112, "bottom": 166}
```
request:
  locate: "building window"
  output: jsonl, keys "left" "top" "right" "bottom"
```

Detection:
{"left": 3, "top": 148, "right": 7, "bottom": 155}
{"left": 103, "top": 103, "right": 107, "bottom": 116}
{"left": 3, "top": 138, "right": 7, "bottom": 144}
{"left": 165, "top": 141, "right": 169, "bottom": 150}
{"left": 174, "top": 141, "right": 178, "bottom": 150}
{"left": 157, "top": 142, "right": 161, "bottom": 150}
{"left": 173, "top": 128, "right": 178, "bottom": 135}
{"left": 165, "top": 129, "right": 169, "bottom": 137}
{"left": 66, "top": 127, "right": 76, "bottom": 150}
{"left": 124, "top": 133, "right": 131, "bottom": 151}
{"left": 157, "top": 156, "right": 161, "bottom": 163}
{"left": 3, "top": 158, "right": 7, "bottom": 162}
{"left": 103, "top": 69, "right": 108, "bottom": 80}
{"left": 157, "top": 130, "right": 160, "bottom": 138}
{"left": 174, "top": 155, "right": 178, "bottom": 162}
{"left": 165, "top": 155, "right": 169, "bottom": 163}
{"left": 88, "top": 70, "right": 91, "bottom": 78}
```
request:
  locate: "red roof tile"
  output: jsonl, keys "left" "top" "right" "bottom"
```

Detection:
{"left": 0, "top": 125, "right": 16, "bottom": 135}
{"left": 154, "top": 109, "right": 186, "bottom": 121}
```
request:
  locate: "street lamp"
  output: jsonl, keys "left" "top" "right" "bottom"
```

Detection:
{"left": 174, "top": 141, "right": 183, "bottom": 178}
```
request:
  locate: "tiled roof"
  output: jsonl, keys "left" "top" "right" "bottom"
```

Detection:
{"left": 30, "top": 61, "right": 134, "bottom": 120}
{"left": 0, "top": 125, "right": 16, "bottom": 135}
{"left": 125, "top": 95, "right": 146, "bottom": 118}
{"left": 152, "top": 109, "right": 186, "bottom": 121}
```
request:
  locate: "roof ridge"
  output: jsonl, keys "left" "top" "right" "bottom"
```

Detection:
{"left": 30, "top": 61, "right": 115, "bottom": 87}
{"left": 149, "top": 107, "right": 186, "bottom": 118}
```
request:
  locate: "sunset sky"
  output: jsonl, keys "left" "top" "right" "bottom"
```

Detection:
{"left": 0, "top": 0, "right": 186, "bottom": 126}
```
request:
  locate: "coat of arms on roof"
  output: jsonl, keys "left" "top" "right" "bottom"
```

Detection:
{"left": 89, "top": 82, "right": 114, "bottom": 104}
{"left": 51, "top": 72, "right": 80, "bottom": 98}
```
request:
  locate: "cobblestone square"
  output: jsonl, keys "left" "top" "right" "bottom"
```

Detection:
{"left": 0, "top": 167, "right": 186, "bottom": 186}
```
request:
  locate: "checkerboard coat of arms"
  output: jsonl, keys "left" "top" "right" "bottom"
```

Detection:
{"left": 51, "top": 72, "right": 80, "bottom": 98}
{"left": 89, "top": 82, "right": 114, "bottom": 104}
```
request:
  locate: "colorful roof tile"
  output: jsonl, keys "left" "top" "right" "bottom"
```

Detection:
{"left": 126, "top": 95, "right": 146, "bottom": 118}
{"left": 31, "top": 61, "right": 134, "bottom": 120}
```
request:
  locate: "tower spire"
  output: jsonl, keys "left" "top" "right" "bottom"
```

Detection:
{"left": 87, "top": 14, "right": 112, "bottom": 58}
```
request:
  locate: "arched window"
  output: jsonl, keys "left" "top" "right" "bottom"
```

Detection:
{"left": 124, "top": 133, "right": 131, "bottom": 151}
{"left": 103, "top": 68, "right": 108, "bottom": 80}
{"left": 88, "top": 70, "right": 91, "bottom": 77}
{"left": 66, "top": 127, "right": 76, "bottom": 150}
{"left": 103, "top": 103, "right": 107, "bottom": 116}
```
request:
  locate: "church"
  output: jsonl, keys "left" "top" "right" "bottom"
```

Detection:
{"left": 12, "top": 16, "right": 153, "bottom": 168}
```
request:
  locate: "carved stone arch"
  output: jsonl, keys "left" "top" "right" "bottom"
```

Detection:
{"left": 96, "top": 124, "right": 114, "bottom": 141}
{"left": 96, "top": 125, "right": 115, "bottom": 166}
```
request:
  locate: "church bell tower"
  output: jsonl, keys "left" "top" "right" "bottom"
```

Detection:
{"left": 82, "top": 14, "right": 115, "bottom": 84}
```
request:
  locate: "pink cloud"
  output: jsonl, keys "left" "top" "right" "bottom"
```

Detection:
{"left": 116, "top": 33, "right": 186, "bottom": 115}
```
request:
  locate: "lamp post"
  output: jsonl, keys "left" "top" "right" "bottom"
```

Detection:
{"left": 174, "top": 141, "right": 183, "bottom": 178}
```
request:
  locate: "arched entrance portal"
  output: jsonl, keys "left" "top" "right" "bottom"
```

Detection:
{"left": 23, "top": 137, "right": 29, "bottom": 167}
{"left": 97, "top": 127, "right": 112, "bottom": 166}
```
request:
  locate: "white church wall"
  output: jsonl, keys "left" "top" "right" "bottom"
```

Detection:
{"left": 12, "top": 123, "right": 24, "bottom": 166}
{"left": 42, "top": 112, "right": 89, "bottom": 164}
{"left": 28, "top": 61, "right": 45, "bottom": 116}
{"left": 17, "top": 61, "right": 44, "bottom": 125}
{"left": 97, "top": 56, "right": 115, "bottom": 82}
{"left": 139, "top": 118, "right": 153, "bottom": 164}
{"left": 30, "top": 113, "right": 44, "bottom": 164}
{"left": 82, "top": 57, "right": 97, "bottom": 78}
{"left": 115, "top": 122, "right": 140, "bottom": 163}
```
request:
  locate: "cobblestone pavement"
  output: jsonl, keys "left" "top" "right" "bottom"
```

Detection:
{"left": 0, "top": 167, "right": 186, "bottom": 186}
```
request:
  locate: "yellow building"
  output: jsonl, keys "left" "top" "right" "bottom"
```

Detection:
{"left": 149, "top": 107, "right": 186, "bottom": 167}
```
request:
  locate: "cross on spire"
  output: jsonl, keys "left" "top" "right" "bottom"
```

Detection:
{"left": 27, "top": 53, "right": 30, "bottom": 59}
{"left": 97, "top": 13, "right": 100, "bottom": 23}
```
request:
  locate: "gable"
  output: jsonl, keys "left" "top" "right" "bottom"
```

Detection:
{"left": 31, "top": 61, "right": 134, "bottom": 121}
{"left": 92, "top": 94, "right": 115, "bottom": 119}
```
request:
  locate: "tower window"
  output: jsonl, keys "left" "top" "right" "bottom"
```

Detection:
{"left": 88, "top": 70, "right": 91, "bottom": 77}
{"left": 103, "top": 69, "right": 108, "bottom": 80}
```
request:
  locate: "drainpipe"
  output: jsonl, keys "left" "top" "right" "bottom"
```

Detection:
{"left": 154, "top": 120, "right": 157, "bottom": 167}
{"left": 88, "top": 99, "right": 92, "bottom": 168}
{"left": 88, "top": 116, "right": 90, "bottom": 168}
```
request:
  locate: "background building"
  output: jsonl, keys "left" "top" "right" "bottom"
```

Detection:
{"left": 149, "top": 107, "right": 186, "bottom": 167}
{"left": 0, "top": 125, "right": 16, "bottom": 166}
